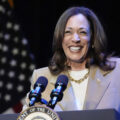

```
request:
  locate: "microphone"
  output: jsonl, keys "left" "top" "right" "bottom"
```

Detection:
{"left": 47, "top": 74, "right": 69, "bottom": 109}
{"left": 29, "top": 76, "right": 48, "bottom": 106}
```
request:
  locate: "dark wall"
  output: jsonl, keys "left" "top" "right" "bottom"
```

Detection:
{"left": 13, "top": 0, "right": 120, "bottom": 68}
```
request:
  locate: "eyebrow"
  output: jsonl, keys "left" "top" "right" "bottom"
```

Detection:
{"left": 65, "top": 27, "right": 87, "bottom": 30}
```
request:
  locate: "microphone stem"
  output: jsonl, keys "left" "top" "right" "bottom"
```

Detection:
{"left": 29, "top": 97, "right": 36, "bottom": 106}
{"left": 47, "top": 96, "right": 58, "bottom": 109}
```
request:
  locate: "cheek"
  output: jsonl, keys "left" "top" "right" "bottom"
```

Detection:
{"left": 62, "top": 39, "right": 68, "bottom": 49}
{"left": 82, "top": 40, "right": 90, "bottom": 52}
{"left": 62, "top": 42, "right": 66, "bottom": 54}
{"left": 62, "top": 41, "right": 65, "bottom": 50}
{"left": 82, "top": 35, "right": 91, "bottom": 45}
{"left": 82, "top": 35, "right": 91, "bottom": 42}
{"left": 82, "top": 39, "right": 90, "bottom": 47}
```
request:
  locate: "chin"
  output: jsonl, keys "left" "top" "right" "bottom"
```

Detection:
{"left": 69, "top": 57, "right": 85, "bottom": 63}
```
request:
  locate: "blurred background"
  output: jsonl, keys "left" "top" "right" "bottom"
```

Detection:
{"left": 0, "top": 0, "right": 120, "bottom": 114}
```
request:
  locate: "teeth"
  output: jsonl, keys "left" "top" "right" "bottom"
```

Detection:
{"left": 70, "top": 47, "right": 81, "bottom": 52}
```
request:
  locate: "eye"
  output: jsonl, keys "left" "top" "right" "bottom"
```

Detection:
{"left": 64, "top": 30, "right": 71, "bottom": 34}
{"left": 80, "top": 31, "right": 87, "bottom": 34}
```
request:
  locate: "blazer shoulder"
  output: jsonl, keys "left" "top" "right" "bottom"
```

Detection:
{"left": 34, "top": 66, "right": 50, "bottom": 73}
{"left": 108, "top": 57, "right": 120, "bottom": 62}
{"left": 107, "top": 57, "right": 120, "bottom": 76}
{"left": 108, "top": 57, "right": 120, "bottom": 67}
{"left": 33, "top": 66, "right": 53, "bottom": 79}
{"left": 31, "top": 67, "right": 54, "bottom": 86}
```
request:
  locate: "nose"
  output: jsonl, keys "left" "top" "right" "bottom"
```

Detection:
{"left": 72, "top": 33, "right": 80, "bottom": 42}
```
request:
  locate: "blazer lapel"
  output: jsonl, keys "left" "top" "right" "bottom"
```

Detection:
{"left": 58, "top": 81, "right": 78, "bottom": 110}
{"left": 49, "top": 71, "right": 78, "bottom": 110}
{"left": 83, "top": 66, "right": 112, "bottom": 110}
{"left": 49, "top": 66, "right": 112, "bottom": 111}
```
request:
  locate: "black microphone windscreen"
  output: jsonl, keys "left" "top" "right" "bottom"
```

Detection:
{"left": 56, "top": 74, "right": 69, "bottom": 86}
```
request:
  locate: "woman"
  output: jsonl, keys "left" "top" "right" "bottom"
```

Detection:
{"left": 23, "top": 6, "right": 120, "bottom": 112}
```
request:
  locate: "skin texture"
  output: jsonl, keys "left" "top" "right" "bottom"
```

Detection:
{"left": 62, "top": 14, "right": 91, "bottom": 70}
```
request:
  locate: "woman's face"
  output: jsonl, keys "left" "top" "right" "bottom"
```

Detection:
{"left": 62, "top": 14, "right": 91, "bottom": 64}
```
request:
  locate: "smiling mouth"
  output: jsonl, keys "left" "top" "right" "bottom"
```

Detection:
{"left": 69, "top": 46, "right": 83, "bottom": 52}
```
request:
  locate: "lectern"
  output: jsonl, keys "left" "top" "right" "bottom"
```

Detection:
{"left": 58, "top": 109, "right": 120, "bottom": 120}
{"left": 0, "top": 109, "right": 120, "bottom": 120}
